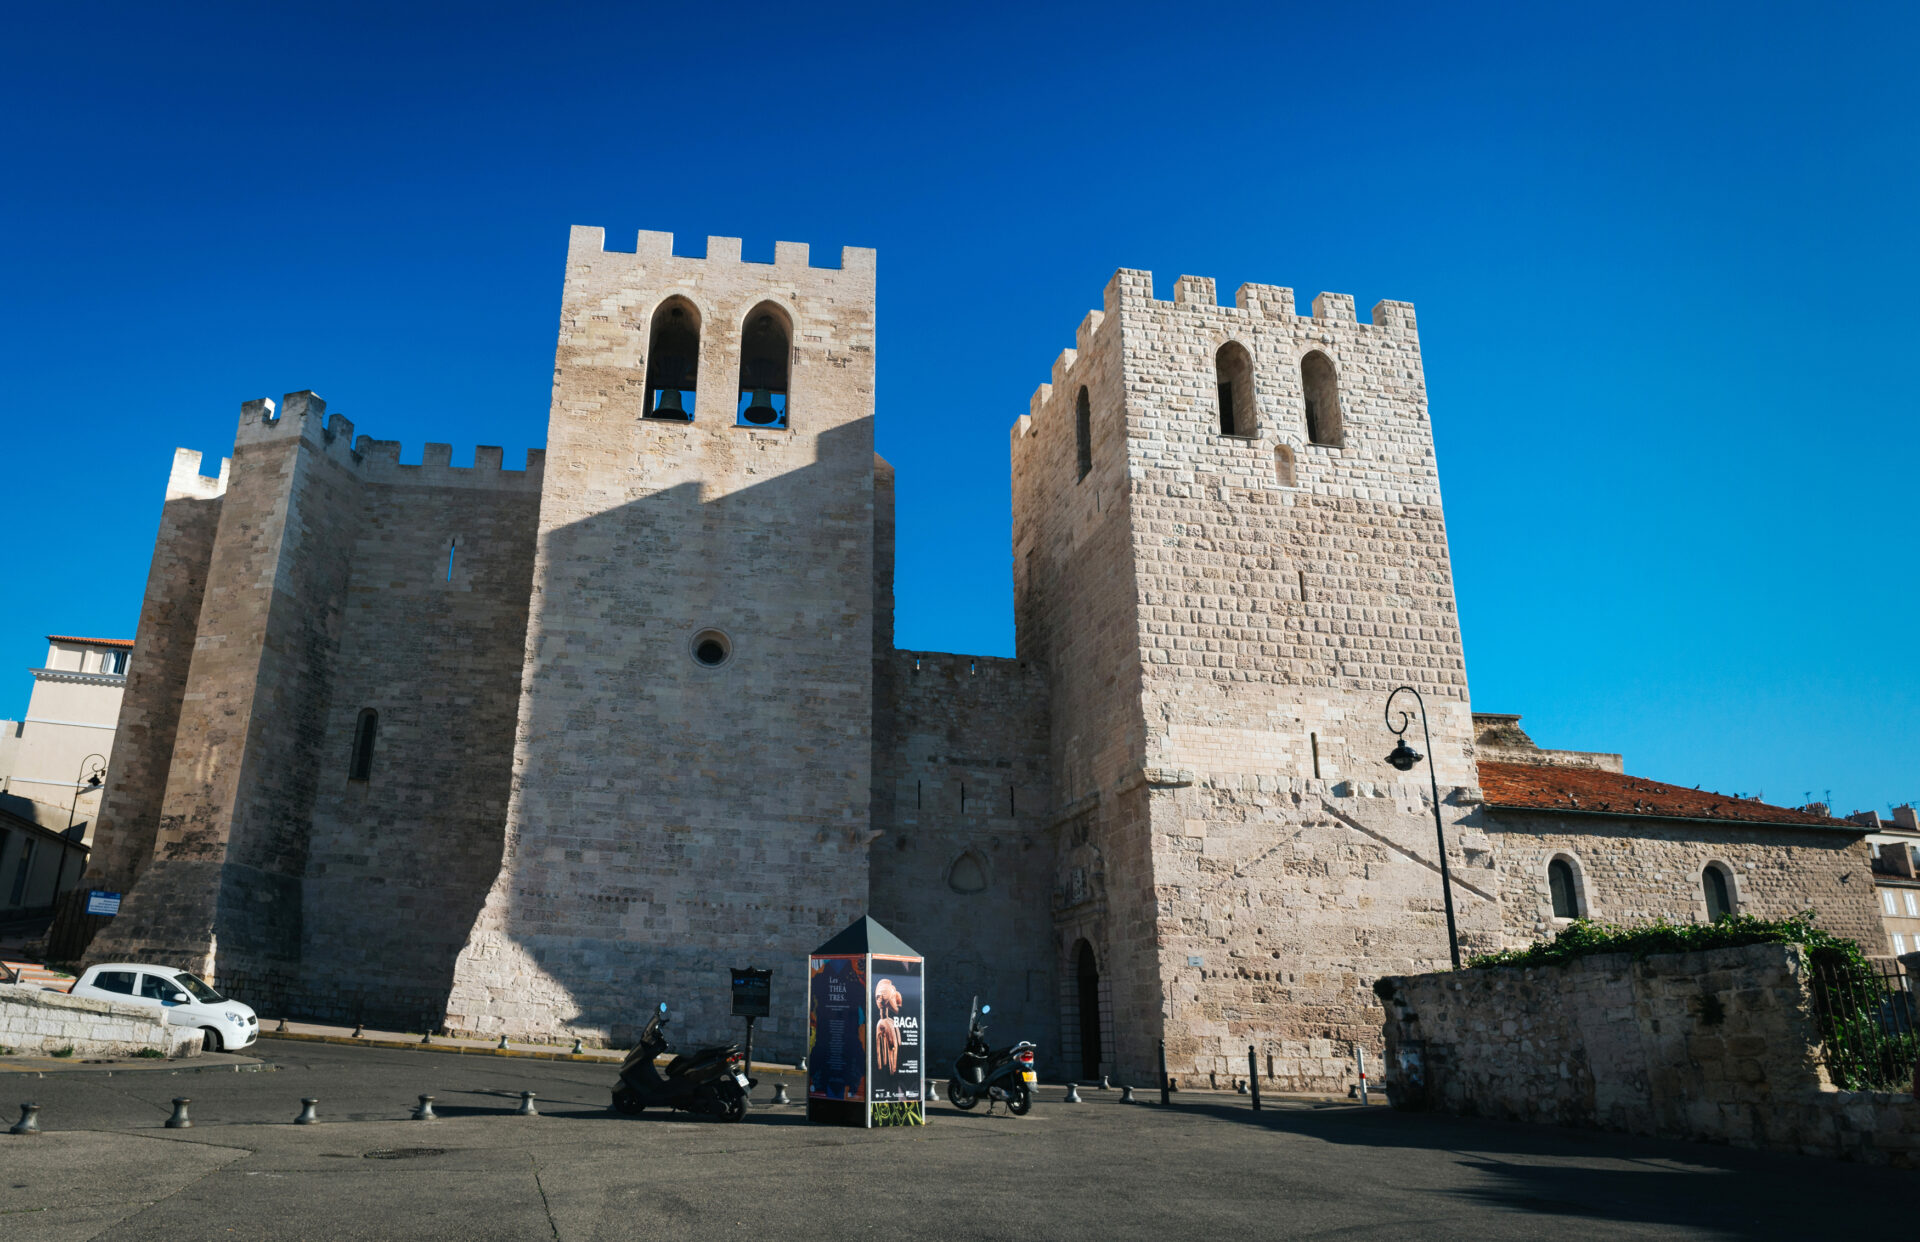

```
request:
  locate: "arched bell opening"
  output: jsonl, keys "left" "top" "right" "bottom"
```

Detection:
{"left": 736, "top": 302, "right": 792, "bottom": 428}
{"left": 644, "top": 297, "right": 701, "bottom": 420}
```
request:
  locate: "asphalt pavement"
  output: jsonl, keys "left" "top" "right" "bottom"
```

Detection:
{"left": 1, "top": 1037, "right": 1914, "bottom": 1240}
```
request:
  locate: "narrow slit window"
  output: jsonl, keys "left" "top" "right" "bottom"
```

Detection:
{"left": 348, "top": 708, "right": 378, "bottom": 781}
{"left": 643, "top": 297, "right": 701, "bottom": 420}
{"left": 737, "top": 303, "right": 791, "bottom": 428}
{"left": 1274, "top": 444, "right": 1296, "bottom": 487}
{"left": 1215, "top": 342, "right": 1255, "bottom": 436}
{"left": 1075, "top": 387, "right": 1092, "bottom": 482}
{"left": 1309, "top": 732, "right": 1321, "bottom": 779}
{"left": 1298, "top": 570, "right": 1308, "bottom": 602}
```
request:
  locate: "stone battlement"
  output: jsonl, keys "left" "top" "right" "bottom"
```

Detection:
{"left": 226, "top": 391, "right": 544, "bottom": 489}
{"left": 570, "top": 225, "right": 876, "bottom": 276}
{"left": 167, "top": 447, "right": 230, "bottom": 500}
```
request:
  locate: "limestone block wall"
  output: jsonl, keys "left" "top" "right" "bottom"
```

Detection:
{"left": 1376, "top": 943, "right": 1920, "bottom": 1167}
{"left": 0, "top": 985, "right": 203, "bottom": 1058}
{"left": 447, "top": 229, "right": 880, "bottom": 1052}
{"left": 869, "top": 650, "right": 1054, "bottom": 1063}
{"left": 1485, "top": 809, "right": 1884, "bottom": 949}
{"left": 297, "top": 443, "right": 541, "bottom": 1026}
{"left": 81, "top": 449, "right": 228, "bottom": 898}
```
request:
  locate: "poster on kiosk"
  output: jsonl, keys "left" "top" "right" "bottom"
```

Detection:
{"left": 807, "top": 916, "right": 925, "bottom": 1127}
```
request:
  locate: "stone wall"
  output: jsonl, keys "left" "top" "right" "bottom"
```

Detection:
{"left": 869, "top": 650, "right": 1054, "bottom": 1063}
{"left": 0, "top": 985, "right": 203, "bottom": 1058}
{"left": 1485, "top": 809, "right": 1882, "bottom": 950}
{"left": 1376, "top": 943, "right": 1920, "bottom": 1167}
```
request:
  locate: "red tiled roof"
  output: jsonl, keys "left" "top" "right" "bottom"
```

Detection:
{"left": 46, "top": 635, "right": 134, "bottom": 649}
{"left": 1479, "top": 761, "right": 1855, "bottom": 829}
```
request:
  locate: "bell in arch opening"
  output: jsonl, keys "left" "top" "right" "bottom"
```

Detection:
{"left": 737, "top": 304, "right": 791, "bottom": 428}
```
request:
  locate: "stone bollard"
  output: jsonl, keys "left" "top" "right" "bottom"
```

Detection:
{"left": 771, "top": 1083, "right": 791, "bottom": 1105}
{"left": 295, "top": 1099, "right": 318, "bottom": 1125}
{"left": 411, "top": 1095, "right": 437, "bottom": 1121}
{"left": 498, "top": 1035, "right": 509, "bottom": 1050}
{"left": 10, "top": 1103, "right": 41, "bottom": 1135}
{"left": 1064, "top": 1083, "right": 1082, "bottom": 1103}
{"left": 1119, "top": 1085, "right": 1135, "bottom": 1104}
{"left": 166, "top": 1098, "right": 193, "bottom": 1129}
{"left": 516, "top": 1092, "right": 538, "bottom": 1117}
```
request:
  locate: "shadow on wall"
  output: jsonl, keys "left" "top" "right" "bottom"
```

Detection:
{"left": 458, "top": 416, "right": 877, "bottom": 1055}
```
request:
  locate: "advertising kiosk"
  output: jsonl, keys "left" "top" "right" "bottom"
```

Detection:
{"left": 807, "top": 916, "right": 925, "bottom": 1127}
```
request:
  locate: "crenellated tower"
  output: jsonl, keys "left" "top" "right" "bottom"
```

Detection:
{"left": 1011, "top": 268, "right": 1494, "bottom": 1090}
{"left": 446, "top": 228, "right": 881, "bottom": 1047}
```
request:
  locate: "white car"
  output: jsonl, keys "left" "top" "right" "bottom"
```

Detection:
{"left": 70, "top": 963, "right": 259, "bottom": 1052}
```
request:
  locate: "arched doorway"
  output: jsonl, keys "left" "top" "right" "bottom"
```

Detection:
{"left": 1075, "top": 940, "right": 1101, "bottom": 1081}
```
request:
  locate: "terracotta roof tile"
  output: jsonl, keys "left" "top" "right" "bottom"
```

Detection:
{"left": 1479, "top": 760, "right": 1854, "bottom": 829}
{"left": 46, "top": 635, "right": 134, "bottom": 649}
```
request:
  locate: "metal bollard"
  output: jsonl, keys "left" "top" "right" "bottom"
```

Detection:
{"left": 1099, "top": 1075, "right": 1111, "bottom": 1090}
{"left": 1119, "top": 1085, "right": 1135, "bottom": 1104}
{"left": 10, "top": 1103, "right": 41, "bottom": 1135}
{"left": 797, "top": 1057, "right": 808, "bottom": 1072}
{"left": 516, "top": 1091, "right": 538, "bottom": 1116}
{"left": 275, "top": 1017, "right": 288, "bottom": 1033}
{"left": 1356, "top": 1047, "right": 1369, "bottom": 1106}
{"left": 419, "top": 1030, "right": 431, "bottom": 1046}
{"left": 497, "top": 1035, "right": 509, "bottom": 1050}
{"left": 1064, "top": 1083, "right": 1082, "bottom": 1103}
{"left": 570, "top": 1038, "right": 583, "bottom": 1055}
{"left": 352, "top": 1021, "right": 364, "bottom": 1038}
{"left": 1248, "top": 1046, "right": 1262, "bottom": 1112}
{"left": 295, "top": 1098, "right": 318, "bottom": 1125}
{"left": 411, "top": 1095, "right": 437, "bottom": 1121}
{"left": 165, "top": 1098, "right": 193, "bottom": 1129}
{"left": 1235, "top": 1079, "right": 1249, "bottom": 1095}
{"left": 771, "top": 1083, "right": 791, "bottom": 1105}
{"left": 1158, "top": 1040, "right": 1170, "bottom": 1106}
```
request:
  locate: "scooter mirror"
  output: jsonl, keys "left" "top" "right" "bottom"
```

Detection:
{"left": 981, "top": 1004, "right": 991, "bottom": 1014}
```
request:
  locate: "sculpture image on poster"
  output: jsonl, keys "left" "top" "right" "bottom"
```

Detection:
{"left": 869, "top": 956, "right": 922, "bottom": 1105}
{"left": 807, "top": 955, "right": 867, "bottom": 1102}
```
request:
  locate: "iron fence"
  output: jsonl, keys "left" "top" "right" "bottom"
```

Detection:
{"left": 1812, "top": 958, "right": 1919, "bottom": 1092}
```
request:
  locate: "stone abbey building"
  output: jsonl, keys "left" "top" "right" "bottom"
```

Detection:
{"left": 57, "top": 227, "right": 1881, "bottom": 1091}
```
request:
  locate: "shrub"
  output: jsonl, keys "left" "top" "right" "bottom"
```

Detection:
{"left": 50, "top": 1046, "right": 75, "bottom": 1058}
{"left": 130, "top": 1048, "right": 166, "bottom": 1059}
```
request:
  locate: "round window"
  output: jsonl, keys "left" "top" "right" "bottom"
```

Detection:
{"left": 690, "top": 629, "right": 732, "bottom": 668}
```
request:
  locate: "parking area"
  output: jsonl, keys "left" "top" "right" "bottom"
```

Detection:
{"left": 3, "top": 1037, "right": 1918, "bottom": 1240}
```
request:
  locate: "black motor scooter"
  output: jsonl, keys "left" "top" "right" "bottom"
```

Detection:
{"left": 945, "top": 997, "right": 1036, "bottom": 1115}
{"left": 610, "top": 1002, "right": 750, "bottom": 1122}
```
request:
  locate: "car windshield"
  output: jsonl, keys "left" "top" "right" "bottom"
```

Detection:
{"left": 173, "top": 973, "right": 225, "bottom": 1003}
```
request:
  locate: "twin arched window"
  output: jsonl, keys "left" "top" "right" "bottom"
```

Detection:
{"left": 643, "top": 298, "right": 793, "bottom": 428}
{"left": 1543, "top": 855, "right": 1739, "bottom": 923}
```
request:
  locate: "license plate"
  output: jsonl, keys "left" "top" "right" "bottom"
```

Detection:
{"left": 1021, "top": 1071, "right": 1036, "bottom": 1083}
{"left": 733, "top": 1072, "right": 749, "bottom": 1088}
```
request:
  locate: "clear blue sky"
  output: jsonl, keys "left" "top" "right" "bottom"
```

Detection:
{"left": 2, "top": 2, "right": 1913, "bottom": 816}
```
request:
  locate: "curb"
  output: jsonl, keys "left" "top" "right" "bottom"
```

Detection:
{"left": 258, "top": 1032, "right": 800, "bottom": 1076}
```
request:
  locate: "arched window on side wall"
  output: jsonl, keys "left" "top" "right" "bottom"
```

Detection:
{"left": 1274, "top": 444, "right": 1296, "bottom": 487}
{"left": 644, "top": 297, "right": 701, "bottom": 420}
{"left": 1301, "top": 350, "right": 1342, "bottom": 447}
{"left": 737, "top": 302, "right": 791, "bottom": 428}
{"left": 1703, "top": 864, "right": 1734, "bottom": 921}
{"left": 1215, "top": 341, "right": 1255, "bottom": 437}
{"left": 1075, "top": 387, "right": 1092, "bottom": 482}
{"left": 1548, "top": 857, "right": 1580, "bottom": 918}
{"left": 348, "top": 709, "right": 378, "bottom": 781}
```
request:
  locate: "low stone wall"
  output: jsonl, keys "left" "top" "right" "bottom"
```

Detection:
{"left": 0, "top": 985, "right": 203, "bottom": 1058}
{"left": 1376, "top": 943, "right": 1920, "bottom": 1167}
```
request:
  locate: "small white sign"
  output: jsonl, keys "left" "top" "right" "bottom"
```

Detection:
{"left": 1187, "top": 955, "right": 1204, "bottom": 967}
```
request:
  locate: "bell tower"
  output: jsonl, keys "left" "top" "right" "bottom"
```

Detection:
{"left": 448, "top": 228, "right": 880, "bottom": 1049}
{"left": 1012, "top": 268, "right": 1491, "bottom": 1092}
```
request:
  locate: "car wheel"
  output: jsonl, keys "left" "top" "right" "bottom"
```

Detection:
{"left": 200, "top": 1026, "right": 224, "bottom": 1054}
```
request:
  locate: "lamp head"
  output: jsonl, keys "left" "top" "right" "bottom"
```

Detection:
{"left": 1385, "top": 738, "right": 1423, "bottom": 772}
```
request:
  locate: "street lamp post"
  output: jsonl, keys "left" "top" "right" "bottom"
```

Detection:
{"left": 66, "top": 754, "right": 107, "bottom": 838}
{"left": 1384, "top": 686, "right": 1461, "bottom": 969}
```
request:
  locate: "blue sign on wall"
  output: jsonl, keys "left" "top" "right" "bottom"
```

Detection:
{"left": 85, "top": 890, "right": 121, "bottom": 916}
